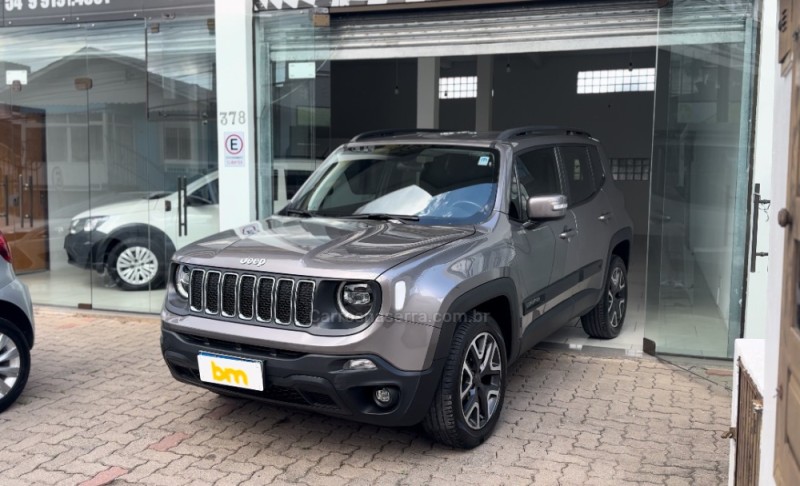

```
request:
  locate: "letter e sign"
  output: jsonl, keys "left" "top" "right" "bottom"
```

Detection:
{"left": 224, "top": 131, "right": 246, "bottom": 167}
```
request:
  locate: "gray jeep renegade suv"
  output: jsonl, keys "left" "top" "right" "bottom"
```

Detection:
{"left": 161, "top": 127, "right": 633, "bottom": 448}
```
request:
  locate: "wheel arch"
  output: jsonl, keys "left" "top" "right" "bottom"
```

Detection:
{"left": 97, "top": 224, "right": 176, "bottom": 267}
{"left": 434, "top": 278, "right": 521, "bottom": 363}
{"left": 0, "top": 301, "right": 34, "bottom": 350}
{"left": 608, "top": 227, "right": 633, "bottom": 270}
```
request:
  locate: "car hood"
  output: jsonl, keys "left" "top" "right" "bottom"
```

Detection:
{"left": 174, "top": 216, "right": 475, "bottom": 279}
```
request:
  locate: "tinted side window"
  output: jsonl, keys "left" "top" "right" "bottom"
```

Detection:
{"left": 588, "top": 146, "right": 605, "bottom": 188}
{"left": 560, "top": 146, "right": 595, "bottom": 205}
{"left": 189, "top": 179, "right": 219, "bottom": 205}
{"left": 515, "top": 148, "right": 561, "bottom": 220}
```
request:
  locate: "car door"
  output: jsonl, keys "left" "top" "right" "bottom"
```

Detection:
{"left": 558, "top": 145, "right": 613, "bottom": 312}
{"left": 509, "top": 147, "right": 569, "bottom": 338}
{"left": 173, "top": 175, "right": 220, "bottom": 250}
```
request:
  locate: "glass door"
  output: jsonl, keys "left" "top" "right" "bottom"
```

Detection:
{"left": 255, "top": 9, "right": 331, "bottom": 218}
{"left": 644, "top": 0, "right": 759, "bottom": 358}
{"left": 1, "top": 24, "right": 94, "bottom": 308}
{"left": 84, "top": 21, "right": 155, "bottom": 312}
{"left": 83, "top": 17, "right": 219, "bottom": 314}
{"left": 143, "top": 16, "right": 219, "bottom": 313}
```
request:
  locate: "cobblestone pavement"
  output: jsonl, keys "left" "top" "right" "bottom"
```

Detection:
{"left": 0, "top": 307, "right": 733, "bottom": 486}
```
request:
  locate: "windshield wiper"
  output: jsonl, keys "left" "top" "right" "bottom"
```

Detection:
{"left": 346, "top": 213, "right": 420, "bottom": 222}
{"left": 283, "top": 208, "right": 316, "bottom": 218}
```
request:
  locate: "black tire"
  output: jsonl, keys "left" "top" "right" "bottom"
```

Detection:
{"left": 423, "top": 312, "right": 507, "bottom": 449}
{"left": 107, "top": 237, "right": 167, "bottom": 291}
{"left": 581, "top": 255, "right": 628, "bottom": 339}
{"left": 0, "top": 319, "right": 31, "bottom": 414}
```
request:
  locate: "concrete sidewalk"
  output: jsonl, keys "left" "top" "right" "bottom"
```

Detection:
{"left": 0, "top": 307, "right": 733, "bottom": 485}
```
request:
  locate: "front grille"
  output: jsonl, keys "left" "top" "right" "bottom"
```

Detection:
{"left": 188, "top": 268, "right": 315, "bottom": 328}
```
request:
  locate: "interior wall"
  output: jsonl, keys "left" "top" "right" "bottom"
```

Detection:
{"left": 491, "top": 50, "right": 657, "bottom": 235}
{"left": 330, "top": 59, "right": 417, "bottom": 145}
{"left": 439, "top": 57, "right": 478, "bottom": 131}
{"left": 329, "top": 50, "right": 656, "bottom": 235}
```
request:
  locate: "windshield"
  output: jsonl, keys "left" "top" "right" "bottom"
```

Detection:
{"left": 287, "top": 145, "right": 500, "bottom": 225}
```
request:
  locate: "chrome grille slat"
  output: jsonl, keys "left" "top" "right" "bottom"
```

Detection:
{"left": 238, "top": 275, "right": 256, "bottom": 320}
{"left": 186, "top": 267, "right": 315, "bottom": 328}
{"left": 221, "top": 273, "right": 239, "bottom": 318}
{"left": 275, "top": 279, "right": 294, "bottom": 325}
{"left": 256, "top": 277, "right": 275, "bottom": 322}
{"left": 190, "top": 269, "right": 205, "bottom": 312}
{"left": 295, "top": 280, "right": 315, "bottom": 327}
{"left": 205, "top": 271, "right": 221, "bottom": 315}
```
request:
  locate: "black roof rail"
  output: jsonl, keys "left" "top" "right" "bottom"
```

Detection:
{"left": 350, "top": 129, "right": 448, "bottom": 142}
{"left": 496, "top": 126, "right": 592, "bottom": 141}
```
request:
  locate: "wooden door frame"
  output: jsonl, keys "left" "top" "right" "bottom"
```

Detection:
{"left": 775, "top": 1, "right": 800, "bottom": 484}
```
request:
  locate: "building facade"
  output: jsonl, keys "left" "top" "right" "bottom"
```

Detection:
{"left": 0, "top": 0, "right": 772, "bottom": 361}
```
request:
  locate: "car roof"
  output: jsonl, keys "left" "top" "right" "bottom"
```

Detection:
{"left": 347, "top": 126, "right": 597, "bottom": 147}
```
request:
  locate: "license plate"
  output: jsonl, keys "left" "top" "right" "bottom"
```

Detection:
{"left": 197, "top": 352, "right": 264, "bottom": 392}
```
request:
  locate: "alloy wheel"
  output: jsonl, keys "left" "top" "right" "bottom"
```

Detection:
{"left": 116, "top": 246, "right": 158, "bottom": 286}
{"left": 607, "top": 266, "right": 627, "bottom": 329}
{"left": 460, "top": 332, "right": 503, "bottom": 430}
{"left": 0, "top": 333, "right": 20, "bottom": 399}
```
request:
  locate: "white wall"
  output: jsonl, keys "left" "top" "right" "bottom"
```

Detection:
{"left": 761, "top": 27, "right": 792, "bottom": 486}
{"left": 745, "top": 0, "right": 780, "bottom": 339}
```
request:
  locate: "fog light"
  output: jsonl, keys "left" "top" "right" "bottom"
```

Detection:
{"left": 373, "top": 386, "right": 399, "bottom": 408}
{"left": 343, "top": 359, "right": 377, "bottom": 371}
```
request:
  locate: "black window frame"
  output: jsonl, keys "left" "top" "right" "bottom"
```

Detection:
{"left": 557, "top": 144, "right": 598, "bottom": 208}
{"left": 587, "top": 145, "right": 606, "bottom": 189}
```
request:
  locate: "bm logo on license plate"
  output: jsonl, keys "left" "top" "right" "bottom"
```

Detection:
{"left": 198, "top": 353, "right": 264, "bottom": 391}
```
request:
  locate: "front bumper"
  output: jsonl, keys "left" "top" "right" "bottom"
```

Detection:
{"left": 161, "top": 328, "right": 443, "bottom": 427}
{"left": 64, "top": 231, "right": 106, "bottom": 271}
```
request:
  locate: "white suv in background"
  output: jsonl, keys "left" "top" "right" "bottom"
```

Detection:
{"left": 65, "top": 172, "right": 220, "bottom": 291}
{"left": 64, "top": 160, "right": 318, "bottom": 291}
{"left": 0, "top": 231, "right": 35, "bottom": 413}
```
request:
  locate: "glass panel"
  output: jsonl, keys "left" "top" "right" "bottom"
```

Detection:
{"left": 1, "top": 25, "right": 93, "bottom": 308}
{"left": 645, "top": 0, "right": 758, "bottom": 358}
{"left": 255, "top": 10, "right": 330, "bottom": 217}
{"left": 84, "top": 21, "right": 154, "bottom": 312}
{"left": 142, "top": 17, "right": 219, "bottom": 313}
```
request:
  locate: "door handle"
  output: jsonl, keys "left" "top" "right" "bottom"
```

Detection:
{"left": 559, "top": 227, "right": 577, "bottom": 240}
{"left": 27, "top": 175, "right": 33, "bottom": 228}
{"left": 778, "top": 208, "right": 792, "bottom": 228}
{"left": 598, "top": 212, "right": 613, "bottom": 222}
{"left": 1, "top": 176, "right": 8, "bottom": 226}
{"left": 18, "top": 174, "right": 24, "bottom": 228}
{"left": 177, "top": 176, "right": 188, "bottom": 237}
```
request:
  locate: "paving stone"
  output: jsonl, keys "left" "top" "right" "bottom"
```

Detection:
{"left": 0, "top": 307, "right": 732, "bottom": 485}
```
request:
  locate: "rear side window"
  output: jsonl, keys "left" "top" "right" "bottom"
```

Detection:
{"left": 559, "top": 146, "right": 596, "bottom": 206}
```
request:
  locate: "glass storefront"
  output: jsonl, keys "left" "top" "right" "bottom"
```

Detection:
{"left": 645, "top": 0, "right": 759, "bottom": 357}
{"left": 0, "top": 15, "right": 218, "bottom": 313}
{"left": 0, "top": 0, "right": 761, "bottom": 358}
{"left": 253, "top": 0, "right": 759, "bottom": 358}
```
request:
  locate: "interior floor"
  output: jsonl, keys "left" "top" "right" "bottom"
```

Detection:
{"left": 542, "top": 236, "right": 730, "bottom": 358}
{"left": 543, "top": 236, "right": 646, "bottom": 354}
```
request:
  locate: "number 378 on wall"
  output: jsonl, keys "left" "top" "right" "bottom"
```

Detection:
{"left": 220, "top": 111, "right": 247, "bottom": 126}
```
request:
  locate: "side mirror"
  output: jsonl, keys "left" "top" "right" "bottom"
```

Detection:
{"left": 527, "top": 194, "right": 568, "bottom": 221}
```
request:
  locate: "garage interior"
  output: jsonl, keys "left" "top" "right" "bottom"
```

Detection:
{"left": 259, "top": 0, "right": 755, "bottom": 358}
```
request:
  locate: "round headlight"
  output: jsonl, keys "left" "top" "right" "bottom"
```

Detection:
{"left": 175, "top": 265, "right": 190, "bottom": 299}
{"left": 337, "top": 282, "right": 375, "bottom": 320}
